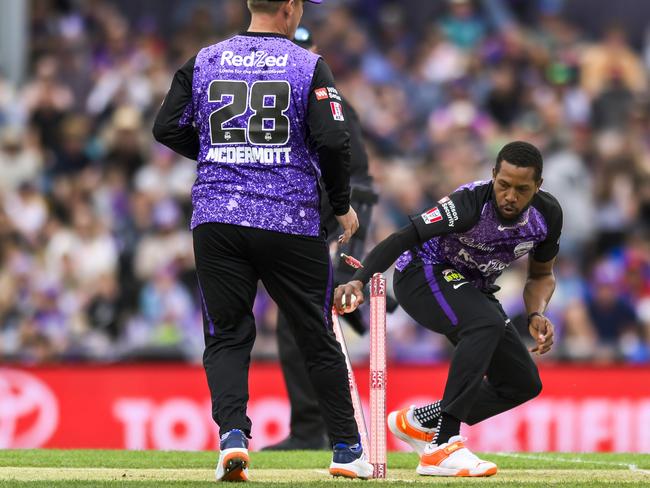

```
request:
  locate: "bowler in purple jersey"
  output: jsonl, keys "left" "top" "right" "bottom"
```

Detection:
{"left": 153, "top": 0, "right": 373, "bottom": 481}
{"left": 335, "top": 141, "right": 563, "bottom": 477}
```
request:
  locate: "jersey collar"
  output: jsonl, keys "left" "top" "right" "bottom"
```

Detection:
{"left": 240, "top": 31, "right": 288, "bottom": 39}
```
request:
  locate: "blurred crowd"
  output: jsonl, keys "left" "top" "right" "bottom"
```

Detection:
{"left": 1, "top": 0, "right": 649, "bottom": 364}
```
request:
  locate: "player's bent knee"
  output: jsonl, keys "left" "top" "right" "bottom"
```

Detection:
{"left": 520, "top": 372, "right": 542, "bottom": 401}
{"left": 529, "top": 374, "right": 543, "bottom": 399}
{"left": 459, "top": 317, "right": 508, "bottom": 339}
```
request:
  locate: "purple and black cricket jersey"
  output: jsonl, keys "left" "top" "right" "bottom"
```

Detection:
{"left": 395, "top": 180, "right": 563, "bottom": 292}
{"left": 182, "top": 35, "right": 323, "bottom": 236}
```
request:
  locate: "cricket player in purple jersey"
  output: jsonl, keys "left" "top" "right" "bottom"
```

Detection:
{"left": 335, "top": 141, "right": 563, "bottom": 477}
{"left": 153, "top": 0, "right": 373, "bottom": 481}
{"left": 264, "top": 26, "right": 378, "bottom": 452}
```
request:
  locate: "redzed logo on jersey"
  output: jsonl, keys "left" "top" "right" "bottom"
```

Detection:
{"left": 314, "top": 88, "right": 329, "bottom": 100}
{"left": 330, "top": 101, "right": 345, "bottom": 121}
{"left": 422, "top": 207, "right": 443, "bottom": 224}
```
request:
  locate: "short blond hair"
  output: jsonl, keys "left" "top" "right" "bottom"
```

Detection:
{"left": 247, "top": 0, "right": 285, "bottom": 14}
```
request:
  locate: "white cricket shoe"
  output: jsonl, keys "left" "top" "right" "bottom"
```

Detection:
{"left": 387, "top": 405, "right": 436, "bottom": 455}
{"left": 328, "top": 442, "right": 374, "bottom": 479}
{"left": 215, "top": 429, "right": 249, "bottom": 482}
{"left": 416, "top": 435, "right": 497, "bottom": 477}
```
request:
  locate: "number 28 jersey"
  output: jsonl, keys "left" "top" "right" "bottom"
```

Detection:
{"left": 174, "top": 34, "right": 346, "bottom": 236}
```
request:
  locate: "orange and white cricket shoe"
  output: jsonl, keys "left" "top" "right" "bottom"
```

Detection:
{"left": 417, "top": 435, "right": 497, "bottom": 477}
{"left": 387, "top": 406, "right": 437, "bottom": 455}
{"left": 215, "top": 429, "right": 249, "bottom": 482}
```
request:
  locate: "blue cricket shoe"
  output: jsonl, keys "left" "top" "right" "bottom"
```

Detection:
{"left": 329, "top": 441, "right": 374, "bottom": 479}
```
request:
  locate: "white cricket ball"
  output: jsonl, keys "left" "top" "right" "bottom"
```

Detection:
{"left": 341, "top": 294, "right": 358, "bottom": 308}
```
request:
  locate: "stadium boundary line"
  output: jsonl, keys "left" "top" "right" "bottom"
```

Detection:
{"left": 492, "top": 452, "right": 650, "bottom": 475}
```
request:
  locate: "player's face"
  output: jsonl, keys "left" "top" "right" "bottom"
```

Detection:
{"left": 492, "top": 160, "right": 541, "bottom": 219}
{"left": 287, "top": 0, "right": 304, "bottom": 38}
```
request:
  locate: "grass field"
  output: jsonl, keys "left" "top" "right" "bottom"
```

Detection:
{"left": 0, "top": 450, "right": 649, "bottom": 487}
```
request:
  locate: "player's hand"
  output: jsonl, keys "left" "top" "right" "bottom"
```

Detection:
{"left": 334, "top": 280, "right": 365, "bottom": 314}
{"left": 335, "top": 207, "right": 359, "bottom": 244}
{"left": 528, "top": 314, "right": 554, "bottom": 355}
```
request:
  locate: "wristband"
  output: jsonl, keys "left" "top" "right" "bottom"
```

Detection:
{"left": 528, "top": 312, "right": 544, "bottom": 322}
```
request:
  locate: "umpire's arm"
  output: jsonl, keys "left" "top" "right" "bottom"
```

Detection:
{"left": 153, "top": 56, "right": 200, "bottom": 160}
{"left": 307, "top": 59, "right": 352, "bottom": 217}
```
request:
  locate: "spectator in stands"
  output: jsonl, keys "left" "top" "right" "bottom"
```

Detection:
{"left": 580, "top": 24, "right": 646, "bottom": 98}
{"left": 0, "top": 128, "right": 43, "bottom": 195}
{"left": 439, "top": 0, "right": 486, "bottom": 51}
{"left": 586, "top": 261, "right": 641, "bottom": 360}
{"left": 1, "top": 0, "right": 650, "bottom": 364}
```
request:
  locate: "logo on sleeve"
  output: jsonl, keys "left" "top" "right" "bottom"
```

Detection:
{"left": 440, "top": 199, "right": 458, "bottom": 227}
{"left": 330, "top": 101, "right": 345, "bottom": 121}
{"left": 314, "top": 88, "right": 329, "bottom": 100}
{"left": 422, "top": 207, "right": 443, "bottom": 224}
{"left": 327, "top": 87, "right": 342, "bottom": 101}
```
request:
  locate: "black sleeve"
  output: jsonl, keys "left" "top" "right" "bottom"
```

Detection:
{"left": 351, "top": 223, "right": 420, "bottom": 285}
{"left": 533, "top": 197, "right": 563, "bottom": 262}
{"left": 341, "top": 97, "right": 369, "bottom": 183}
{"left": 307, "top": 58, "right": 351, "bottom": 216}
{"left": 350, "top": 187, "right": 485, "bottom": 285}
{"left": 410, "top": 188, "right": 483, "bottom": 242}
{"left": 153, "top": 56, "right": 200, "bottom": 160}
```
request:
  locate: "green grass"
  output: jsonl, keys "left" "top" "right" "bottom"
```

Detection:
{"left": 1, "top": 449, "right": 650, "bottom": 470}
{"left": 0, "top": 450, "right": 649, "bottom": 487}
{"left": 2, "top": 484, "right": 650, "bottom": 488}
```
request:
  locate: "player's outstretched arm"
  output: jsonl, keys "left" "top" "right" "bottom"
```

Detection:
{"left": 333, "top": 223, "right": 419, "bottom": 313}
{"left": 524, "top": 256, "right": 557, "bottom": 355}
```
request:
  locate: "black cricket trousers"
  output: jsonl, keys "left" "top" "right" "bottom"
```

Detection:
{"left": 274, "top": 186, "right": 376, "bottom": 443}
{"left": 193, "top": 222, "right": 359, "bottom": 445}
{"left": 394, "top": 260, "right": 542, "bottom": 424}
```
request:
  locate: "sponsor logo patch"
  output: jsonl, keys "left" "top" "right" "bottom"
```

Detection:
{"left": 458, "top": 236, "right": 495, "bottom": 253}
{"left": 314, "top": 88, "right": 329, "bottom": 100}
{"left": 330, "top": 101, "right": 345, "bottom": 121}
{"left": 422, "top": 207, "right": 443, "bottom": 224}
{"left": 514, "top": 241, "right": 535, "bottom": 258}
{"left": 440, "top": 199, "right": 459, "bottom": 227}
{"left": 220, "top": 50, "right": 288, "bottom": 68}
{"left": 327, "top": 87, "right": 342, "bottom": 101}
{"left": 442, "top": 269, "right": 465, "bottom": 283}
{"left": 457, "top": 248, "right": 508, "bottom": 275}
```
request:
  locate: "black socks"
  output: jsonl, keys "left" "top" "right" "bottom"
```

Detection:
{"left": 414, "top": 401, "right": 460, "bottom": 445}
{"left": 434, "top": 412, "right": 461, "bottom": 445}
{"left": 413, "top": 401, "right": 442, "bottom": 428}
